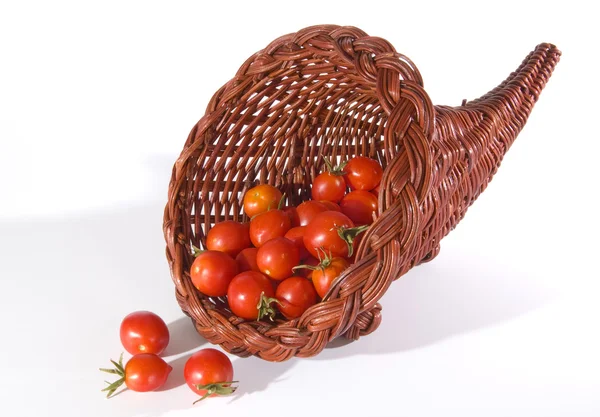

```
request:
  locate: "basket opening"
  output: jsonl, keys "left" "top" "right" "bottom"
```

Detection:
{"left": 185, "top": 60, "right": 403, "bottom": 252}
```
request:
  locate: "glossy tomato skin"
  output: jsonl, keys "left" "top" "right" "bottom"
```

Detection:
{"left": 227, "top": 271, "right": 275, "bottom": 320}
{"left": 371, "top": 184, "right": 381, "bottom": 198}
{"left": 249, "top": 209, "right": 291, "bottom": 247}
{"left": 276, "top": 277, "right": 317, "bottom": 319}
{"left": 296, "top": 200, "right": 329, "bottom": 226}
{"left": 284, "top": 226, "right": 310, "bottom": 260}
{"left": 190, "top": 251, "right": 239, "bottom": 297}
{"left": 293, "top": 256, "right": 320, "bottom": 278}
{"left": 340, "top": 190, "right": 378, "bottom": 225}
{"left": 243, "top": 184, "right": 282, "bottom": 218}
{"left": 345, "top": 156, "right": 383, "bottom": 191}
{"left": 124, "top": 353, "right": 172, "bottom": 392}
{"left": 256, "top": 237, "right": 300, "bottom": 281}
{"left": 311, "top": 172, "right": 347, "bottom": 203}
{"left": 206, "top": 221, "right": 251, "bottom": 257}
{"left": 312, "top": 257, "right": 350, "bottom": 298}
{"left": 184, "top": 349, "right": 234, "bottom": 397}
{"left": 303, "top": 211, "right": 355, "bottom": 258}
{"left": 319, "top": 200, "right": 341, "bottom": 212}
{"left": 235, "top": 247, "right": 260, "bottom": 273}
{"left": 120, "top": 311, "right": 170, "bottom": 355}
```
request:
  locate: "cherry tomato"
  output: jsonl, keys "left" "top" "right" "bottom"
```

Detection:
{"left": 249, "top": 209, "right": 291, "bottom": 247}
{"left": 184, "top": 348, "right": 236, "bottom": 403}
{"left": 190, "top": 251, "right": 238, "bottom": 297}
{"left": 282, "top": 206, "right": 300, "bottom": 227}
{"left": 284, "top": 226, "right": 310, "bottom": 260}
{"left": 312, "top": 171, "right": 346, "bottom": 203}
{"left": 243, "top": 184, "right": 282, "bottom": 218}
{"left": 296, "top": 200, "right": 329, "bottom": 226}
{"left": 275, "top": 277, "right": 317, "bottom": 319}
{"left": 312, "top": 257, "right": 350, "bottom": 298}
{"left": 303, "top": 211, "right": 365, "bottom": 258}
{"left": 206, "top": 221, "right": 251, "bottom": 257}
{"left": 227, "top": 271, "right": 276, "bottom": 320}
{"left": 235, "top": 247, "right": 260, "bottom": 272}
{"left": 293, "top": 256, "right": 320, "bottom": 278}
{"left": 371, "top": 184, "right": 381, "bottom": 197}
{"left": 319, "top": 200, "right": 341, "bottom": 212}
{"left": 345, "top": 156, "right": 383, "bottom": 191}
{"left": 256, "top": 237, "right": 300, "bottom": 281}
{"left": 100, "top": 353, "right": 172, "bottom": 397}
{"left": 340, "top": 190, "right": 378, "bottom": 225}
{"left": 120, "top": 311, "right": 170, "bottom": 356}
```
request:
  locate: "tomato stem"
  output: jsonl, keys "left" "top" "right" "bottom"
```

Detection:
{"left": 256, "top": 292, "right": 280, "bottom": 321}
{"left": 293, "top": 247, "right": 332, "bottom": 273}
{"left": 191, "top": 245, "right": 204, "bottom": 257}
{"left": 193, "top": 381, "right": 239, "bottom": 404}
{"left": 336, "top": 225, "right": 369, "bottom": 257}
{"left": 323, "top": 157, "right": 347, "bottom": 176}
{"left": 278, "top": 193, "right": 286, "bottom": 210}
{"left": 100, "top": 353, "right": 126, "bottom": 398}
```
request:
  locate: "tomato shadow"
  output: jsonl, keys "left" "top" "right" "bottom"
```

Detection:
{"left": 314, "top": 250, "right": 554, "bottom": 360}
{"left": 162, "top": 316, "right": 208, "bottom": 357}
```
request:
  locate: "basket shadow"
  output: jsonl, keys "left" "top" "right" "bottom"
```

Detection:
{"left": 162, "top": 316, "right": 208, "bottom": 357}
{"left": 316, "top": 254, "right": 554, "bottom": 360}
{"left": 228, "top": 356, "right": 295, "bottom": 402}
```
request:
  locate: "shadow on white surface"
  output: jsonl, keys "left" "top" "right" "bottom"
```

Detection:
{"left": 315, "top": 254, "right": 553, "bottom": 360}
{"left": 163, "top": 316, "right": 207, "bottom": 357}
{"left": 0, "top": 154, "right": 554, "bottom": 417}
{"left": 228, "top": 356, "right": 294, "bottom": 401}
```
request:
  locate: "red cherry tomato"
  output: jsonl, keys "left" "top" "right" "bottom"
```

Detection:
{"left": 312, "top": 171, "right": 346, "bottom": 203}
{"left": 100, "top": 353, "right": 172, "bottom": 397}
{"left": 293, "top": 256, "right": 320, "bottom": 278}
{"left": 243, "top": 184, "right": 282, "bottom": 218}
{"left": 120, "top": 311, "right": 170, "bottom": 356}
{"left": 303, "top": 211, "right": 364, "bottom": 259}
{"left": 284, "top": 226, "right": 310, "bottom": 260}
{"left": 206, "top": 221, "right": 251, "bottom": 257}
{"left": 184, "top": 348, "right": 236, "bottom": 403}
{"left": 296, "top": 200, "right": 329, "bottom": 226}
{"left": 227, "top": 271, "right": 276, "bottom": 320}
{"left": 319, "top": 200, "right": 341, "bottom": 211}
{"left": 249, "top": 209, "right": 291, "bottom": 247}
{"left": 282, "top": 206, "right": 300, "bottom": 227}
{"left": 340, "top": 190, "right": 378, "bottom": 225}
{"left": 190, "top": 251, "right": 239, "bottom": 297}
{"left": 312, "top": 257, "right": 350, "bottom": 298}
{"left": 256, "top": 237, "right": 299, "bottom": 281}
{"left": 344, "top": 156, "right": 383, "bottom": 191}
{"left": 235, "top": 247, "right": 260, "bottom": 272}
{"left": 275, "top": 277, "right": 317, "bottom": 319}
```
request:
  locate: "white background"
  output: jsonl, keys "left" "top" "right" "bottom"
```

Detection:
{"left": 1, "top": 1, "right": 599, "bottom": 416}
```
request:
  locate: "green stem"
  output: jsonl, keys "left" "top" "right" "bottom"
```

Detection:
{"left": 336, "top": 225, "right": 369, "bottom": 257}
{"left": 323, "top": 157, "right": 347, "bottom": 176}
{"left": 193, "top": 381, "right": 239, "bottom": 404}
{"left": 256, "top": 292, "right": 280, "bottom": 321}
{"left": 100, "top": 353, "right": 126, "bottom": 398}
{"left": 191, "top": 245, "right": 204, "bottom": 257}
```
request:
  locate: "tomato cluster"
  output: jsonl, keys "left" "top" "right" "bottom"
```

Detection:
{"left": 101, "top": 311, "right": 237, "bottom": 404}
{"left": 191, "top": 156, "right": 383, "bottom": 322}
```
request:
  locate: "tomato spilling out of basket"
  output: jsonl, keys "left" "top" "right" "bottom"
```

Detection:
{"left": 191, "top": 156, "right": 383, "bottom": 321}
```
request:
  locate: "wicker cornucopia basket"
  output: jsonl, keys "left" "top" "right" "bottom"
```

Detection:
{"left": 163, "top": 25, "right": 560, "bottom": 362}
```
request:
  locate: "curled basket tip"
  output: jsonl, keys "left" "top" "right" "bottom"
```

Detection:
{"left": 163, "top": 25, "right": 560, "bottom": 362}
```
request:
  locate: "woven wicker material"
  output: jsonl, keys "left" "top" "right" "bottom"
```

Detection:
{"left": 163, "top": 25, "right": 560, "bottom": 361}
